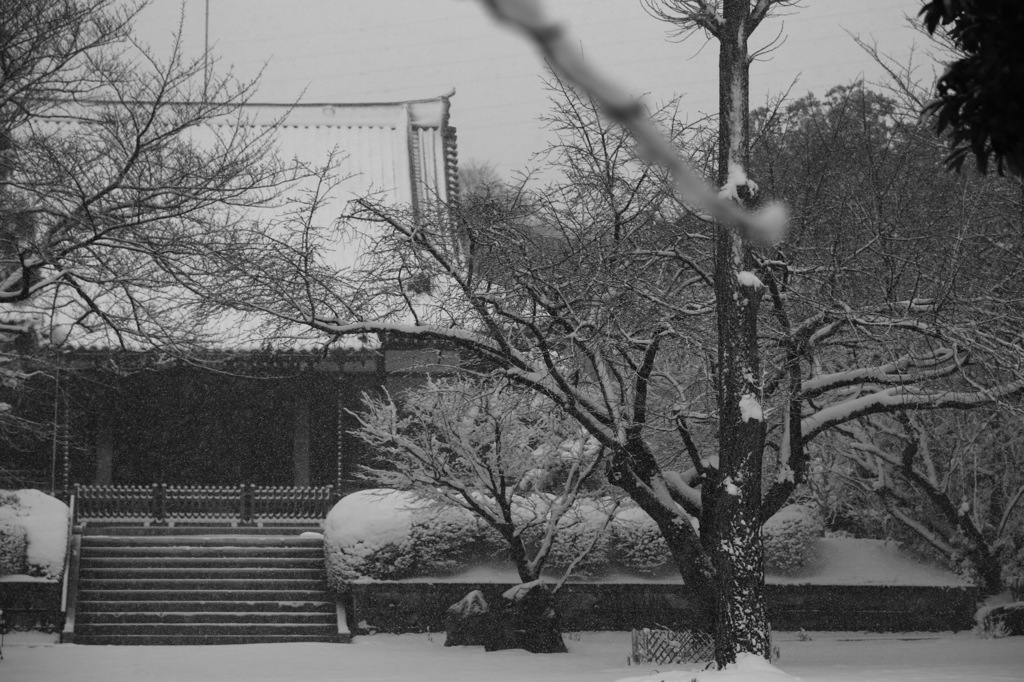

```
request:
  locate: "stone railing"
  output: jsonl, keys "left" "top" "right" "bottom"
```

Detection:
{"left": 74, "top": 483, "right": 336, "bottom": 525}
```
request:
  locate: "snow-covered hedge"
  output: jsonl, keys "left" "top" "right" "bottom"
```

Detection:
{"left": 763, "top": 504, "right": 822, "bottom": 574}
{"left": 411, "top": 505, "right": 503, "bottom": 576}
{"left": 325, "top": 491, "right": 832, "bottom": 584}
{"left": 0, "top": 518, "right": 28, "bottom": 575}
{"left": 611, "top": 505, "right": 671, "bottom": 575}
{"left": 326, "top": 490, "right": 669, "bottom": 587}
{"left": 520, "top": 499, "right": 612, "bottom": 576}
{"left": 324, "top": 489, "right": 504, "bottom": 591}
{"left": 0, "top": 489, "right": 70, "bottom": 580}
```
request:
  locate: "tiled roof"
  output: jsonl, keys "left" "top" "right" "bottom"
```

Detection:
{"left": 8, "top": 93, "right": 459, "bottom": 356}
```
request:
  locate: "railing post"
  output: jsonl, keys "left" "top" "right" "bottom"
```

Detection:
{"left": 325, "top": 485, "right": 336, "bottom": 516}
{"left": 150, "top": 483, "right": 167, "bottom": 526}
{"left": 240, "top": 483, "right": 254, "bottom": 526}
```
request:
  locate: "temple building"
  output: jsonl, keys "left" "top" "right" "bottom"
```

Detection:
{"left": 0, "top": 94, "right": 460, "bottom": 504}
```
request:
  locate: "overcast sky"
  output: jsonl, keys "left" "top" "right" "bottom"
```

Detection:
{"left": 134, "top": 0, "right": 935, "bottom": 178}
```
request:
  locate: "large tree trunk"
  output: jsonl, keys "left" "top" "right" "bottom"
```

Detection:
{"left": 707, "top": 0, "right": 772, "bottom": 666}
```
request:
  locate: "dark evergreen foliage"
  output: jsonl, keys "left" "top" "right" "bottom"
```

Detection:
{"left": 920, "top": 0, "right": 1024, "bottom": 175}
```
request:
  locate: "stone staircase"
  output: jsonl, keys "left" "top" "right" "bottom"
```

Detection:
{"left": 68, "top": 528, "right": 347, "bottom": 645}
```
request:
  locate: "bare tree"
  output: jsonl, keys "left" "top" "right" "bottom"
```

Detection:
{"left": 351, "top": 375, "right": 614, "bottom": 651}
{"left": 0, "top": 0, "right": 303, "bottom": 454}
{"left": 0, "top": 0, "right": 293, "bottom": 350}
{"left": 826, "top": 411, "right": 1023, "bottom": 594}
{"left": 200, "top": 0, "right": 1024, "bottom": 666}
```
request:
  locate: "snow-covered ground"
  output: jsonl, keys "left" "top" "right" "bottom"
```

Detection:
{"left": 3, "top": 631, "right": 1022, "bottom": 682}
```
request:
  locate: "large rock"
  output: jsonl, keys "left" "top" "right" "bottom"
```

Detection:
{"left": 980, "top": 601, "right": 1024, "bottom": 636}
{"left": 486, "top": 580, "right": 567, "bottom": 654}
{"left": 444, "top": 590, "right": 493, "bottom": 647}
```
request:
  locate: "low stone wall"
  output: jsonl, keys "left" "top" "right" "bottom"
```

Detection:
{"left": 0, "top": 581, "right": 62, "bottom": 631}
{"left": 348, "top": 582, "right": 978, "bottom": 634}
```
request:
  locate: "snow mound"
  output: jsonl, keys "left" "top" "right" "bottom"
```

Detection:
{"left": 616, "top": 653, "right": 797, "bottom": 682}
{"left": 0, "top": 489, "right": 69, "bottom": 580}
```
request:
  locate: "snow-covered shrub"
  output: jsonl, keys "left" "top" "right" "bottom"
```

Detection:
{"left": 611, "top": 505, "right": 671, "bottom": 575}
{"left": 521, "top": 499, "right": 612, "bottom": 576}
{"left": 324, "top": 489, "right": 420, "bottom": 591}
{"left": 0, "top": 489, "right": 70, "bottom": 579}
{"left": 325, "top": 489, "right": 510, "bottom": 591}
{"left": 410, "top": 505, "right": 503, "bottom": 575}
{"left": 763, "top": 504, "right": 822, "bottom": 573}
{"left": 0, "top": 518, "right": 28, "bottom": 576}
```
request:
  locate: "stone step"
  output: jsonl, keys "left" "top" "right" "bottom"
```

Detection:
{"left": 81, "top": 535, "right": 322, "bottom": 547}
{"left": 74, "top": 634, "right": 345, "bottom": 645}
{"left": 81, "top": 556, "right": 324, "bottom": 569}
{"left": 79, "top": 589, "right": 330, "bottom": 602}
{"left": 72, "top": 531, "right": 342, "bottom": 646}
{"left": 78, "top": 600, "right": 335, "bottom": 613}
{"left": 80, "top": 567, "right": 325, "bottom": 580}
{"left": 79, "top": 623, "right": 337, "bottom": 636}
{"left": 80, "top": 578, "right": 327, "bottom": 591}
{"left": 79, "top": 611, "right": 336, "bottom": 624}
{"left": 83, "top": 546, "right": 324, "bottom": 558}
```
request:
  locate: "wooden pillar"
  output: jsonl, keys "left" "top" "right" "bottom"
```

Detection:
{"left": 292, "top": 389, "right": 310, "bottom": 486}
{"left": 94, "top": 414, "right": 115, "bottom": 485}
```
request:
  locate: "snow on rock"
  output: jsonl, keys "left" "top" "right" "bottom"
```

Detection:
{"left": 299, "top": 531, "right": 324, "bottom": 539}
{"left": 977, "top": 600, "right": 1024, "bottom": 636}
{"left": 738, "top": 394, "right": 762, "bottom": 422}
{"left": 0, "top": 489, "right": 69, "bottom": 580}
{"left": 448, "top": 589, "right": 489, "bottom": 617}
{"left": 323, "top": 489, "right": 424, "bottom": 591}
{"left": 444, "top": 589, "right": 493, "bottom": 647}
{"left": 724, "top": 477, "right": 740, "bottom": 496}
{"left": 617, "top": 653, "right": 796, "bottom": 682}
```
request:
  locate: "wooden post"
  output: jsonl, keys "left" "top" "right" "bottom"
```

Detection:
{"left": 293, "top": 389, "right": 310, "bottom": 486}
